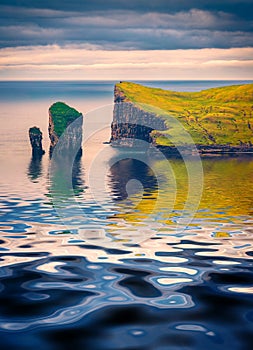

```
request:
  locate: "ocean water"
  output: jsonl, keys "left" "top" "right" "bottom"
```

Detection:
{"left": 0, "top": 80, "right": 253, "bottom": 350}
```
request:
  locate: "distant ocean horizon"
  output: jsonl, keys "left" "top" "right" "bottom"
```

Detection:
{"left": 0, "top": 79, "right": 252, "bottom": 103}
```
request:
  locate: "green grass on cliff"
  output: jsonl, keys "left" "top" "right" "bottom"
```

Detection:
{"left": 116, "top": 82, "right": 253, "bottom": 146}
{"left": 49, "top": 102, "right": 82, "bottom": 137}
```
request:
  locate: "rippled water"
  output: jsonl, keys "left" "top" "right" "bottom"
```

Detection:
{"left": 0, "top": 81, "right": 253, "bottom": 350}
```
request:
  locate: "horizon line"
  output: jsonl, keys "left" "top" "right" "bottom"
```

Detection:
{"left": 1, "top": 79, "right": 253, "bottom": 82}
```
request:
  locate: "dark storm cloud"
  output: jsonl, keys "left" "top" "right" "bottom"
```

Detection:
{"left": 1, "top": 0, "right": 253, "bottom": 15}
{"left": 0, "top": 0, "right": 252, "bottom": 49}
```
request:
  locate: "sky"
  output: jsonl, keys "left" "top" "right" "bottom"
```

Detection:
{"left": 0, "top": 0, "right": 253, "bottom": 80}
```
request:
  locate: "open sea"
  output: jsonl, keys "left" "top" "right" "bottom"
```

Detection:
{"left": 0, "top": 80, "right": 253, "bottom": 350}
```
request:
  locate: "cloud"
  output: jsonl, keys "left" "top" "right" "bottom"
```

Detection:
{"left": 0, "top": 1, "right": 253, "bottom": 15}
{"left": 0, "top": 45, "right": 252, "bottom": 80}
{"left": 0, "top": 1, "right": 252, "bottom": 80}
{"left": 0, "top": 5, "right": 252, "bottom": 49}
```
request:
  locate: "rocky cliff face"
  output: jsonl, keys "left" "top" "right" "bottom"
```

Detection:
{"left": 29, "top": 126, "right": 45, "bottom": 157}
{"left": 111, "top": 85, "right": 167, "bottom": 147}
{"left": 48, "top": 112, "right": 58, "bottom": 149}
{"left": 48, "top": 102, "right": 83, "bottom": 156}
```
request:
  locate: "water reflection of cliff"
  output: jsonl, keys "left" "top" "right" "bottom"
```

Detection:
{"left": 109, "top": 158, "right": 158, "bottom": 201}
{"left": 27, "top": 154, "right": 43, "bottom": 182}
{"left": 108, "top": 156, "right": 253, "bottom": 225}
{"left": 49, "top": 153, "right": 85, "bottom": 199}
{"left": 28, "top": 154, "right": 85, "bottom": 203}
{"left": 72, "top": 154, "right": 85, "bottom": 194}
{"left": 107, "top": 157, "right": 161, "bottom": 226}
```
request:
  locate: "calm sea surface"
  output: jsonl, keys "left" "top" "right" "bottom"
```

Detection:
{"left": 0, "top": 81, "right": 253, "bottom": 350}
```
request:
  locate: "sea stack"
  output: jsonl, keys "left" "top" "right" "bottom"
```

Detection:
{"left": 48, "top": 102, "right": 83, "bottom": 156}
{"left": 29, "top": 126, "right": 45, "bottom": 157}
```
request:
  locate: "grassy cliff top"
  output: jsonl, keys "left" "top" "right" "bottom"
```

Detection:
{"left": 116, "top": 82, "right": 253, "bottom": 146}
{"left": 49, "top": 102, "right": 82, "bottom": 137}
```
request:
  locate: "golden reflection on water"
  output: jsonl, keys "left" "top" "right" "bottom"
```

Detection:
{"left": 109, "top": 156, "right": 253, "bottom": 224}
